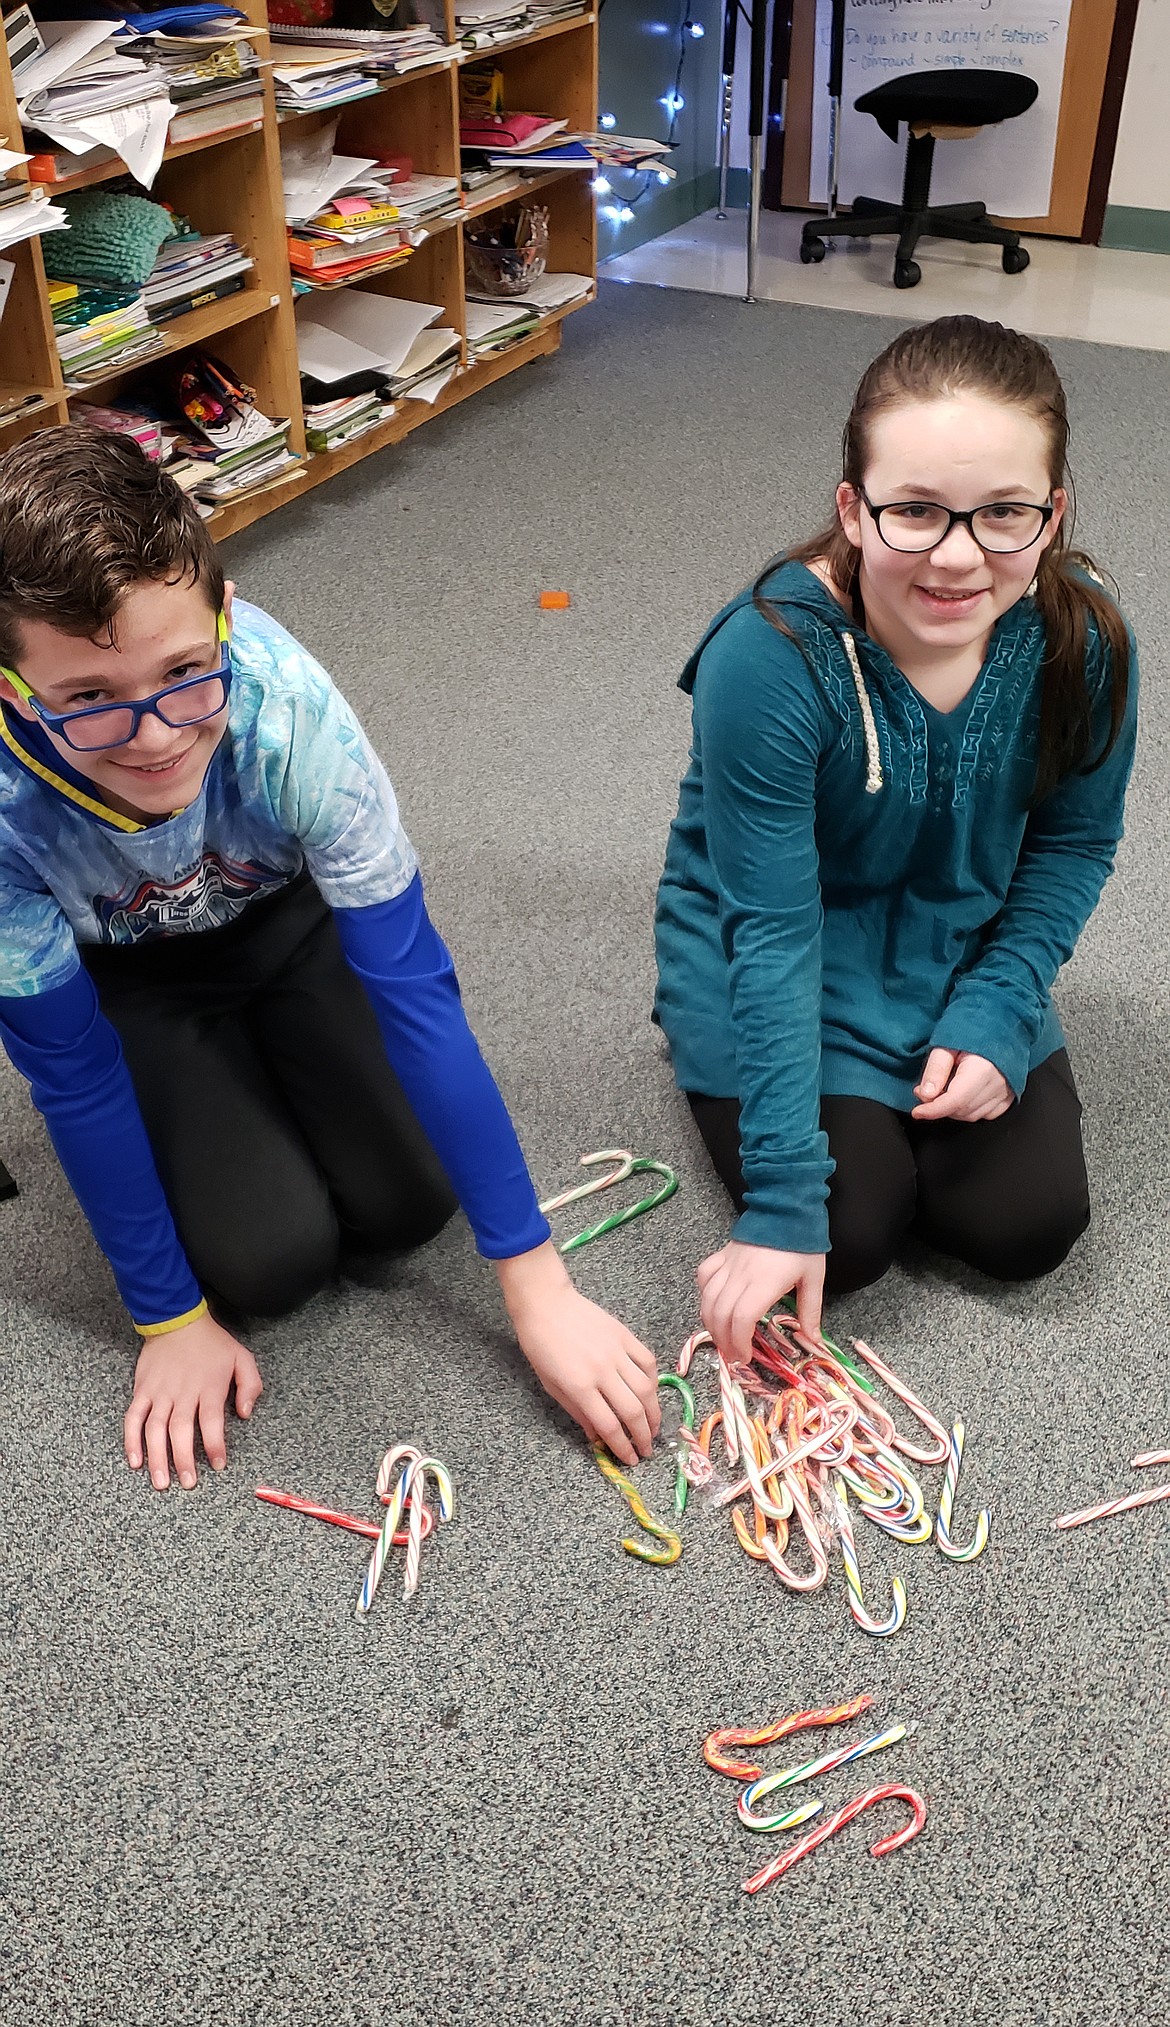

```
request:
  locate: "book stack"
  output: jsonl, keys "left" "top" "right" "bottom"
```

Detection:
{"left": 271, "top": 49, "right": 380, "bottom": 114}
{"left": 287, "top": 212, "right": 413, "bottom": 287}
{"left": 383, "top": 171, "right": 461, "bottom": 229}
{"left": 302, "top": 388, "right": 388, "bottom": 454}
{"left": 117, "top": 22, "right": 264, "bottom": 132}
{"left": 466, "top": 268, "right": 592, "bottom": 316}
{"left": 284, "top": 142, "right": 459, "bottom": 288}
{"left": 144, "top": 229, "right": 253, "bottom": 324}
{"left": 71, "top": 399, "right": 165, "bottom": 460}
{"left": 53, "top": 285, "right": 162, "bottom": 387}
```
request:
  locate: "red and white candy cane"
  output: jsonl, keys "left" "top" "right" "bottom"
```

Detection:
{"left": 676, "top": 1328, "right": 714, "bottom": 1379}
{"left": 742, "top": 1782, "right": 928, "bottom": 1894}
{"left": 849, "top": 1339, "right": 950, "bottom": 1466}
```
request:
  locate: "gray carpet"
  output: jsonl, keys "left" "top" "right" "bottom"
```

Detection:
{"left": 2, "top": 282, "right": 1167, "bottom": 2027}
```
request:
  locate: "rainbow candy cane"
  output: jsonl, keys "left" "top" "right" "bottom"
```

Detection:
{"left": 703, "top": 1692, "right": 874, "bottom": 1781}
{"left": 737, "top": 1721, "right": 916, "bottom": 1829}
{"left": 357, "top": 1442, "right": 424, "bottom": 1616}
{"left": 833, "top": 1477, "right": 908, "bottom": 1636}
{"left": 402, "top": 1456, "right": 455, "bottom": 1600}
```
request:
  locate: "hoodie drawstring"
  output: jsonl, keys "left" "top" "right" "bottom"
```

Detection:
{"left": 842, "top": 632, "right": 884, "bottom": 795}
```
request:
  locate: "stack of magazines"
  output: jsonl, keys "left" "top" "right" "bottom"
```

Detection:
{"left": 54, "top": 286, "right": 162, "bottom": 387}
{"left": 144, "top": 230, "right": 253, "bottom": 324}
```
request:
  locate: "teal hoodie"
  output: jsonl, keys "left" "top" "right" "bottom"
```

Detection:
{"left": 654, "top": 560, "right": 1137, "bottom": 1255}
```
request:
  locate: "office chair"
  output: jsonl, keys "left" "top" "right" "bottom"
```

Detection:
{"left": 801, "top": 68, "right": 1039, "bottom": 289}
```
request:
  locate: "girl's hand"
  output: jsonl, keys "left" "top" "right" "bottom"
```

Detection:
{"left": 496, "top": 1242, "right": 660, "bottom": 1467}
{"left": 697, "top": 1240, "right": 825, "bottom": 1366}
{"left": 912, "top": 1048, "right": 1014, "bottom": 1123}
{"left": 124, "top": 1312, "right": 263, "bottom": 1490}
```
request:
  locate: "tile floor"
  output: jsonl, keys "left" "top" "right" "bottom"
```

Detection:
{"left": 604, "top": 205, "right": 1170, "bottom": 352}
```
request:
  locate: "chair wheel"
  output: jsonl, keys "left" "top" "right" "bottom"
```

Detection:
{"left": 800, "top": 236, "right": 826, "bottom": 264}
{"left": 894, "top": 259, "right": 921, "bottom": 289}
{"left": 1002, "top": 244, "right": 1030, "bottom": 274}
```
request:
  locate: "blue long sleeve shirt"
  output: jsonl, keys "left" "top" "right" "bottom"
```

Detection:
{"left": 0, "top": 600, "right": 548, "bottom": 1328}
{"left": 654, "top": 562, "right": 1137, "bottom": 1255}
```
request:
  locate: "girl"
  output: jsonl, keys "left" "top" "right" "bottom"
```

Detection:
{"left": 654, "top": 316, "right": 1136, "bottom": 1365}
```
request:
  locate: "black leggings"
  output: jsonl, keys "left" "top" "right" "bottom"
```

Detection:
{"left": 82, "top": 872, "right": 456, "bottom": 1317}
{"left": 687, "top": 1049, "right": 1090, "bottom": 1297}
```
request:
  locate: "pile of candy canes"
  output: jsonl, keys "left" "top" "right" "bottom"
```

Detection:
{"left": 255, "top": 1439, "right": 455, "bottom": 1614}
{"left": 703, "top": 1692, "right": 927, "bottom": 1893}
{"left": 592, "top": 1309, "right": 990, "bottom": 1634}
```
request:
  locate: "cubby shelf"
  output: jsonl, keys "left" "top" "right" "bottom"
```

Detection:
{"left": 0, "top": 4, "right": 598, "bottom": 536}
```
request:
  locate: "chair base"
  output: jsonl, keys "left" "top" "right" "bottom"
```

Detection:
{"left": 801, "top": 198, "right": 1028, "bottom": 286}
{"left": 799, "top": 130, "right": 1028, "bottom": 287}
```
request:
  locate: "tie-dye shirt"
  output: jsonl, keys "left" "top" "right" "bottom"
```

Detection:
{"left": 0, "top": 598, "right": 417, "bottom": 996}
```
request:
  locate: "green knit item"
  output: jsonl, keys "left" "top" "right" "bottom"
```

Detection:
{"left": 42, "top": 189, "right": 176, "bottom": 289}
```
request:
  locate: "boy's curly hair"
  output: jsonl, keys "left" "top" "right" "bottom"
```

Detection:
{"left": 0, "top": 426, "right": 224, "bottom": 666}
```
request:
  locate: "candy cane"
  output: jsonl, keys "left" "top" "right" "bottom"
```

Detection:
{"left": 703, "top": 1691, "right": 874, "bottom": 1781}
{"left": 676, "top": 1328, "right": 713, "bottom": 1378}
{"left": 833, "top": 1478, "right": 908, "bottom": 1636}
{"left": 742, "top": 1783, "right": 928, "bottom": 1894}
{"left": 849, "top": 1339, "right": 950, "bottom": 1466}
{"left": 1051, "top": 1481, "right": 1170, "bottom": 1531}
{"left": 402, "top": 1456, "right": 455, "bottom": 1600}
{"left": 737, "top": 1722, "right": 915, "bottom": 1828}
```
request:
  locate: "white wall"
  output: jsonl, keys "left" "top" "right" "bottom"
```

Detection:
{"left": 1108, "top": 0, "right": 1170, "bottom": 211}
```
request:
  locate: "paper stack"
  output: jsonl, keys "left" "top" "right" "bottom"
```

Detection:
{"left": 466, "top": 269, "right": 592, "bottom": 316}
{"left": 464, "top": 296, "right": 539, "bottom": 357}
{"left": 271, "top": 48, "right": 381, "bottom": 114}
{"left": 0, "top": 151, "right": 68, "bottom": 253}
{"left": 15, "top": 18, "right": 174, "bottom": 189}
{"left": 295, "top": 287, "right": 461, "bottom": 440}
{"left": 267, "top": 24, "right": 455, "bottom": 77}
{"left": 455, "top": 1, "right": 532, "bottom": 49}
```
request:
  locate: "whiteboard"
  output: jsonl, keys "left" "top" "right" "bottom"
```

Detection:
{"left": 809, "top": 0, "right": 1074, "bottom": 219}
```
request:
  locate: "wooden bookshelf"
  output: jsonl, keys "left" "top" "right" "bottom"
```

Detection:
{"left": 0, "top": 6, "right": 598, "bottom": 536}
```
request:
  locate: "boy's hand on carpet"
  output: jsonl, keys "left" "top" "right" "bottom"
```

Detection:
{"left": 697, "top": 1241, "right": 825, "bottom": 1366}
{"left": 124, "top": 1313, "right": 264, "bottom": 1491}
{"left": 497, "top": 1241, "right": 660, "bottom": 1466}
{"left": 912, "top": 1048, "right": 1014, "bottom": 1122}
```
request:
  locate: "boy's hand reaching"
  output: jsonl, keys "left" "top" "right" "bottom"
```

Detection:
{"left": 124, "top": 1311, "right": 263, "bottom": 1490}
{"left": 496, "top": 1241, "right": 660, "bottom": 1467}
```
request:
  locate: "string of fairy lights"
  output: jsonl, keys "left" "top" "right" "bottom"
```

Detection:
{"left": 593, "top": 7, "right": 709, "bottom": 226}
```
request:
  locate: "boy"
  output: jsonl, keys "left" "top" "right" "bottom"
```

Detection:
{"left": 0, "top": 428, "right": 660, "bottom": 1489}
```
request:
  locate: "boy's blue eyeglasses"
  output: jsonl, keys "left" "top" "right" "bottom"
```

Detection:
{"left": 0, "top": 611, "right": 232, "bottom": 754}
